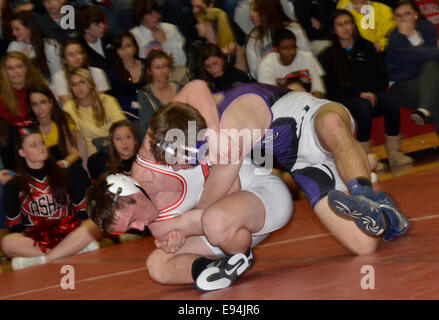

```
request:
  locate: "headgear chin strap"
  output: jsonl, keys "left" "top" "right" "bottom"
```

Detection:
{"left": 156, "top": 140, "right": 209, "bottom": 166}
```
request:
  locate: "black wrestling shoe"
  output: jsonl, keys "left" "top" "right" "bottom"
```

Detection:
{"left": 194, "top": 250, "right": 254, "bottom": 292}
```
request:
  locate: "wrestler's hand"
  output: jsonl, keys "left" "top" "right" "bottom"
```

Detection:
{"left": 154, "top": 230, "right": 186, "bottom": 254}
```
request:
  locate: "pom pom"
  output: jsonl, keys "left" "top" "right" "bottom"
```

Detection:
{"left": 24, "top": 215, "right": 83, "bottom": 253}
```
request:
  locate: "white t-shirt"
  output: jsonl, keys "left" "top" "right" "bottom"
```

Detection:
{"left": 87, "top": 38, "right": 105, "bottom": 57}
{"left": 256, "top": 50, "right": 326, "bottom": 93}
{"left": 7, "top": 39, "right": 62, "bottom": 78}
{"left": 246, "top": 22, "right": 312, "bottom": 78}
{"left": 51, "top": 67, "right": 111, "bottom": 99}
{"left": 130, "top": 23, "right": 187, "bottom": 66}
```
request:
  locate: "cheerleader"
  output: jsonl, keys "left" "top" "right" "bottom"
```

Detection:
{"left": 1, "top": 122, "right": 102, "bottom": 270}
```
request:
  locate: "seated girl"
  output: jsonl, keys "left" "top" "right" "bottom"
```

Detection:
{"left": 1, "top": 122, "right": 102, "bottom": 270}
{"left": 62, "top": 68, "right": 127, "bottom": 180}
{"left": 51, "top": 39, "right": 111, "bottom": 105}
{"left": 27, "top": 84, "right": 90, "bottom": 175}
{"left": 107, "top": 32, "right": 148, "bottom": 141}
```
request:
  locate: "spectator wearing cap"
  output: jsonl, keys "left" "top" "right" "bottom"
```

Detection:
{"left": 256, "top": 28, "right": 325, "bottom": 98}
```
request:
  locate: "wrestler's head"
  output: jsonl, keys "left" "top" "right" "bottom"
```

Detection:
{"left": 86, "top": 174, "right": 158, "bottom": 233}
{"left": 147, "top": 101, "right": 208, "bottom": 167}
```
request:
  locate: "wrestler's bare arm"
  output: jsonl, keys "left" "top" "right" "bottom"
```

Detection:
{"left": 148, "top": 209, "right": 203, "bottom": 241}
{"left": 197, "top": 94, "right": 271, "bottom": 209}
{"left": 172, "top": 80, "right": 221, "bottom": 131}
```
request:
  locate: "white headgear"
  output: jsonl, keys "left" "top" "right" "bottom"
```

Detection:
{"left": 106, "top": 174, "right": 141, "bottom": 198}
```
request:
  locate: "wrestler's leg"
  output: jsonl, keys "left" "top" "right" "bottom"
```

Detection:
{"left": 313, "top": 196, "right": 379, "bottom": 256}
{"left": 146, "top": 235, "right": 217, "bottom": 285}
{"left": 313, "top": 102, "right": 371, "bottom": 184}
{"left": 313, "top": 103, "right": 409, "bottom": 243}
{"left": 201, "top": 190, "right": 266, "bottom": 255}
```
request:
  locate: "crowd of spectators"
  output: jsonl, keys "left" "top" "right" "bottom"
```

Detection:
{"left": 0, "top": 0, "right": 438, "bottom": 264}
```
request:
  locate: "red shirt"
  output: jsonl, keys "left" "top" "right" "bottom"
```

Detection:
{"left": 0, "top": 87, "right": 29, "bottom": 125}
{"left": 415, "top": 0, "right": 439, "bottom": 36}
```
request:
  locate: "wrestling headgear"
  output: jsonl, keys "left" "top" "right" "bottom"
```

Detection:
{"left": 156, "top": 140, "right": 208, "bottom": 166}
{"left": 106, "top": 174, "right": 143, "bottom": 202}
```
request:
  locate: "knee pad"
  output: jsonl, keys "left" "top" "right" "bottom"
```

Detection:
{"left": 292, "top": 165, "right": 336, "bottom": 207}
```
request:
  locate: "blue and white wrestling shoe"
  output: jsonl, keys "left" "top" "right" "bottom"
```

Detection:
{"left": 328, "top": 178, "right": 409, "bottom": 241}
{"left": 194, "top": 250, "right": 255, "bottom": 292}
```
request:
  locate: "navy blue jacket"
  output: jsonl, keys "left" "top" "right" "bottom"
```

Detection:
{"left": 386, "top": 19, "right": 439, "bottom": 82}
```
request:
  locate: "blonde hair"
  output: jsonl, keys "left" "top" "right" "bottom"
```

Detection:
{"left": 198, "top": 7, "right": 237, "bottom": 49}
{"left": 68, "top": 68, "right": 107, "bottom": 126}
{"left": 0, "top": 51, "right": 46, "bottom": 115}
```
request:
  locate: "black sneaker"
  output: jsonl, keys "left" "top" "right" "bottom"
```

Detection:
{"left": 194, "top": 250, "right": 255, "bottom": 292}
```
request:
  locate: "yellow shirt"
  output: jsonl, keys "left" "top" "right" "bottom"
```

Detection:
{"left": 63, "top": 93, "right": 126, "bottom": 156}
{"left": 40, "top": 120, "right": 76, "bottom": 148}
{"left": 336, "top": 0, "right": 397, "bottom": 50}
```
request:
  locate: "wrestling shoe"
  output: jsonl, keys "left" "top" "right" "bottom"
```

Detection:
{"left": 328, "top": 179, "right": 387, "bottom": 237}
{"left": 12, "top": 255, "right": 47, "bottom": 270}
{"left": 328, "top": 178, "right": 410, "bottom": 240}
{"left": 194, "top": 250, "right": 255, "bottom": 292}
{"left": 374, "top": 191, "right": 409, "bottom": 241}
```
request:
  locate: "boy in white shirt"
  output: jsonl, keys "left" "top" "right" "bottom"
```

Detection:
{"left": 257, "top": 28, "right": 325, "bottom": 97}
{"left": 129, "top": 0, "right": 187, "bottom": 67}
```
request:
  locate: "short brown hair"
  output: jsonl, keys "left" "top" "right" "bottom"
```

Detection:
{"left": 132, "top": 0, "right": 159, "bottom": 25}
{"left": 86, "top": 174, "right": 136, "bottom": 232}
{"left": 76, "top": 5, "right": 105, "bottom": 34}
{"left": 148, "top": 102, "right": 207, "bottom": 164}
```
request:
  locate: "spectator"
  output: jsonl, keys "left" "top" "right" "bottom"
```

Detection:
{"left": 0, "top": 51, "right": 46, "bottom": 125}
{"left": 130, "top": 0, "right": 187, "bottom": 80}
{"left": 257, "top": 28, "right": 325, "bottom": 97}
{"left": 376, "top": 0, "right": 399, "bottom": 7}
{"left": 107, "top": 32, "right": 147, "bottom": 141}
{"left": 246, "top": 0, "right": 312, "bottom": 78}
{"left": 0, "top": 118, "right": 15, "bottom": 242}
{"left": 75, "top": 5, "right": 112, "bottom": 71}
{"left": 0, "top": 0, "right": 13, "bottom": 58}
{"left": 107, "top": 119, "right": 139, "bottom": 175}
{"left": 320, "top": 9, "right": 413, "bottom": 167}
{"left": 62, "top": 68, "right": 126, "bottom": 179}
{"left": 52, "top": 39, "right": 111, "bottom": 104}
{"left": 1, "top": 121, "right": 101, "bottom": 270}
{"left": 199, "top": 42, "right": 254, "bottom": 92}
{"left": 33, "top": 0, "right": 77, "bottom": 44}
{"left": 8, "top": 10, "right": 62, "bottom": 80}
{"left": 336, "top": 0, "right": 397, "bottom": 52}
{"left": 27, "top": 84, "right": 90, "bottom": 175}
{"left": 197, "top": 8, "right": 247, "bottom": 71}
{"left": 386, "top": 0, "right": 439, "bottom": 136}
{"left": 137, "top": 50, "right": 183, "bottom": 137}
{"left": 293, "top": 0, "right": 337, "bottom": 55}
{"left": 414, "top": 0, "right": 439, "bottom": 46}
